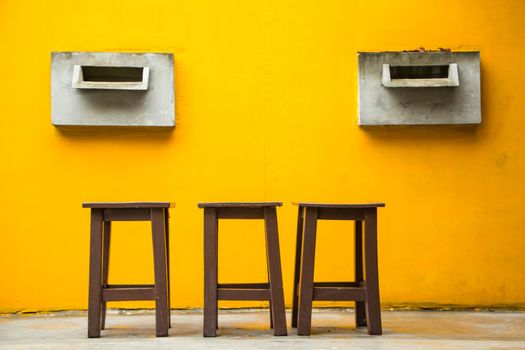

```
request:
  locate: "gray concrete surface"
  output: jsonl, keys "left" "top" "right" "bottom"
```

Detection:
{"left": 1, "top": 309, "right": 524, "bottom": 349}
{"left": 358, "top": 51, "right": 481, "bottom": 125}
{"left": 51, "top": 52, "right": 175, "bottom": 127}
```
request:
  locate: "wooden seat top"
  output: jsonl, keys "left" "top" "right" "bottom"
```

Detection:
{"left": 293, "top": 202, "right": 385, "bottom": 208}
{"left": 198, "top": 202, "right": 283, "bottom": 208}
{"left": 83, "top": 202, "right": 175, "bottom": 209}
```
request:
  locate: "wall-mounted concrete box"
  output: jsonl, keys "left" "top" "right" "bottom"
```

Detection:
{"left": 51, "top": 52, "right": 174, "bottom": 126}
{"left": 358, "top": 51, "right": 480, "bottom": 125}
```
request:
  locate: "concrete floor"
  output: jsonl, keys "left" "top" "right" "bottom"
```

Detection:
{"left": 1, "top": 309, "right": 524, "bottom": 349}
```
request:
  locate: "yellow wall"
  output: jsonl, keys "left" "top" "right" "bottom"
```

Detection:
{"left": 1, "top": 0, "right": 524, "bottom": 312}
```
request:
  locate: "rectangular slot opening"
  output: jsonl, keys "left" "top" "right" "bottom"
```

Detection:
{"left": 72, "top": 65, "right": 149, "bottom": 90}
{"left": 389, "top": 65, "right": 449, "bottom": 79}
{"left": 82, "top": 66, "right": 144, "bottom": 82}
{"left": 382, "top": 63, "right": 459, "bottom": 88}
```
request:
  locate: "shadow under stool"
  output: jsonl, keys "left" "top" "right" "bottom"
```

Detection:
{"left": 291, "top": 202, "right": 385, "bottom": 336}
{"left": 83, "top": 202, "right": 173, "bottom": 338}
{"left": 198, "top": 202, "right": 287, "bottom": 337}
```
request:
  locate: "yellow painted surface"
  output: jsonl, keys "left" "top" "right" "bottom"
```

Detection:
{"left": 1, "top": 1, "right": 524, "bottom": 312}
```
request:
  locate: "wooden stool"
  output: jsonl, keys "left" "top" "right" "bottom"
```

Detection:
{"left": 291, "top": 202, "right": 385, "bottom": 335}
{"left": 198, "top": 202, "right": 287, "bottom": 337}
{"left": 83, "top": 202, "right": 174, "bottom": 338}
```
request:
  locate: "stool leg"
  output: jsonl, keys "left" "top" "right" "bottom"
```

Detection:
{"left": 354, "top": 220, "right": 366, "bottom": 328}
{"left": 215, "top": 222, "right": 219, "bottom": 331}
{"left": 297, "top": 207, "right": 318, "bottom": 336}
{"left": 291, "top": 206, "right": 304, "bottom": 328}
{"left": 100, "top": 221, "right": 111, "bottom": 330}
{"left": 264, "top": 223, "right": 273, "bottom": 329}
{"left": 265, "top": 249, "right": 273, "bottom": 329}
{"left": 203, "top": 208, "right": 218, "bottom": 337}
{"left": 264, "top": 207, "right": 287, "bottom": 336}
{"left": 87, "top": 209, "right": 104, "bottom": 338}
{"left": 364, "top": 208, "right": 382, "bottom": 335}
{"left": 151, "top": 208, "right": 169, "bottom": 337}
{"left": 164, "top": 209, "right": 171, "bottom": 328}
{"left": 268, "top": 301, "right": 273, "bottom": 329}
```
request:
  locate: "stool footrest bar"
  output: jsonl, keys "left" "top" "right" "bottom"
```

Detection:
{"left": 218, "top": 283, "right": 269, "bottom": 289}
{"left": 294, "top": 281, "right": 366, "bottom": 295}
{"left": 218, "top": 287, "right": 271, "bottom": 301}
{"left": 102, "top": 286, "right": 156, "bottom": 301}
{"left": 313, "top": 281, "right": 365, "bottom": 288}
{"left": 313, "top": 287, "right": 367, "bottom": 301}
{"left": 105, "top": 284, "right": 155, "bottom": 289}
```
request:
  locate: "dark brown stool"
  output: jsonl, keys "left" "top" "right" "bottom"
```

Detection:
{"left": 198, "top": 202, "right": 287, "bottom": 337}
{"left": 291, "top": 202, "right": 385, "bottom": 335}
{"left": 83, "top": 202, "right": 173, "bottom": 338}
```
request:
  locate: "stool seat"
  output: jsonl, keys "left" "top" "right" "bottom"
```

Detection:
{"left": 198, "top": 202, "right": 282, "bottom": 208}
{"left": 83, "top": 202, "right": 174, "bottom": 209}
{"left": 292, "top": 202, "right": 385, "bottom": 208}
